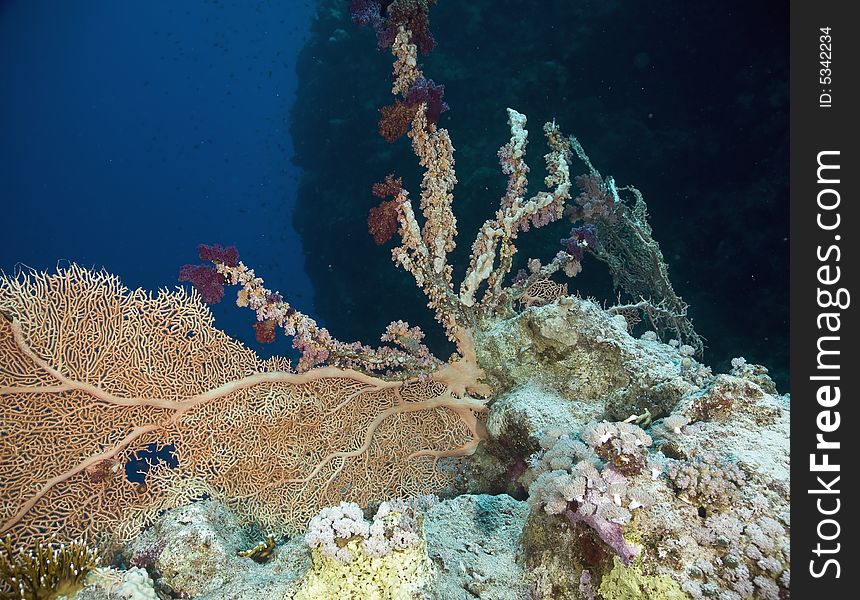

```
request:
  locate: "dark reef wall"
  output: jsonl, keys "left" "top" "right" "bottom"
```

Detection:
{"left": 289, "top": 0, "right": 788, "bottom": 389}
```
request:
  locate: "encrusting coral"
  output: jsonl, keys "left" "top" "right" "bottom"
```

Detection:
{"left": 0, "top": 0, "right": 689, "bottom": 557}
{"left": 294, "top": 497, "right": 436, "bottom": 599}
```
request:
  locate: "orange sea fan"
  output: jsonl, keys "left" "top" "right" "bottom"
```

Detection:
{"left": 0, "top": 266, "right": 488, "bottom": 554}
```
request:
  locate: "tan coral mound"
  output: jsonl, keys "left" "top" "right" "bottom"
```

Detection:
{"left": 0, "top": 266, "right": 485, "bottom": 548}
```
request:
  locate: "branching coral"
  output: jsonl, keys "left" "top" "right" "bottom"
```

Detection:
{"left": 182, "top": 243, "right": 449, "bottom": 377}
{"left": 356, "top": 26, "right": 576, "bottom": 344}
{"left": 373, "top": 19, "right": 447, "bottom": 143}
{"left": 0, "top": 536, "right": 101, "bottom": 599}
{"left": 458, "top": 112, "right": 572, "bottom": 312}
{"left": 351, "top": 10, "right": 700, "bottom": 366}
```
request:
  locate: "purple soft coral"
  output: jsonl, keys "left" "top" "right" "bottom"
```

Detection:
{"left": 197, "top": 243, "right": 239, "bottom": 267}
{"left": 562, "top": 224, "right": 598, "bottom": 260}
{"left": 564, "top": 508, "right": 640, "bottom": 566}
{"left": 178, "top": 264, "right": 226, "bottom": 305}
{"left": 350, "top": 0, "right": 437, "bottom": 55}
{"left": 404, "top": 76, "right": 448, "bottom": 124}
{"left": 178, "top": 243, "right": 240, "bottom": 305}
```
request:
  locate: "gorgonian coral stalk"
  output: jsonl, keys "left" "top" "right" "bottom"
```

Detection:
{"left": 359, "top": 24, "right": 579, "bottom": 342}
{"left": 180, "top": 244, "right": 440, "bottom": 375}
{"left": 350, "top": 0, "right": 438, "bottom": 55}
{"left": 355, "top": 3, "right": 700, "bottom": 352}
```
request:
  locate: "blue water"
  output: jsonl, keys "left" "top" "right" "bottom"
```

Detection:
{"left": 0, "top": 0, "right": 315, "bottom": 357}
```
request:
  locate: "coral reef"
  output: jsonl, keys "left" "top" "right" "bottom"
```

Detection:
{"left": 69, "top": 495, "right": 538, "bottom": 600}
{"left": 39, "top": 358, "right": 789, "bottom": 600}
{"left": 423, "top": 494, "right": 532, "bottom": 598}
{"left": 471, "top": 297, "right": 695, "bottom": 420}
{"left": 88, "top": 499, "right": 309, "bottom": 600}
{"left": 466, "top": 317, "right": 788, "bottom": 598}
{"left": 123, "top": 501, "right": 251, "bottom": 598}
{"left": 0, "top": 2, "right": 789, "bottom": 599}
{"left": 524, "top": 425, "right": 656, "bottom": 566}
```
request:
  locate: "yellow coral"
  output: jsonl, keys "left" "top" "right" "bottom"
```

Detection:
{"left": 597, "top": 557, "right": 689, "bottom": 600}
{"left": 291, "top": 539, "right": 431, "bottom": 600}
